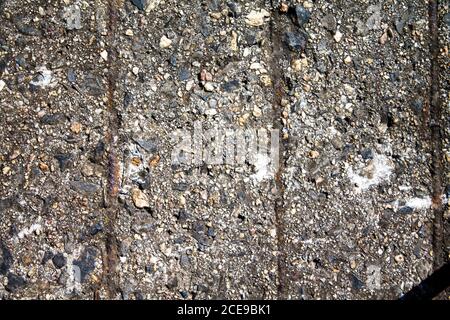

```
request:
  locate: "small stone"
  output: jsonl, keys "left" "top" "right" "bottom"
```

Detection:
{"left": 179, "top": 68, "right": 191, "bottom": 81}
{"left": 260, "top": 75, "right": 272, "bottom": 87}
{"left": 100, "top": 50, "right": 108, "bottom": 61}
{"left": 270, "top": 228, "right": 277, "bottom": 238}
{"left": 227, "top": 2, "right": 241, "bottom": 17}
{"left": 39, "top": 162, "right": 49, "bottom": 172}
{"left": 52, "top": 253, "right": 67, "bottom": 269}
{"left": 131, "top": 0, "right": 147, "bottom": 10}
{"left": 303, "top": 1, "right": 313, "bottom": 9}
{"left": 0, "top": 241, "right": 13, "bottom": 275}
{"left": 334, "top": 31, "right": 343, "bottom": 43}
{"left": 309, "top": 150, "right": 319, "bottom": 158}
{"left": 125, "top": 29, "right": 134, "bottom": 36}
{"left": 73, "top": 247, "right": 97, "bottom": 283}
{"left": 41, "top": 251, "right": 54, "bottom": 265}
{"left": 230, "top": 31, "right": 238, "bottom": 51}
{"left": 134, "top": 138, "right": 158, "bottom": 153}
{"left": 222, "top": 80, "right": 240, "bottom": 92}
{"left": 145, "top": 264, "right": 156, "bottom": 273}
{"left": 360, "top": 148, "right": 374, "bottom": 160}
{"left": 394, "top": 254, "right": 404, "bottom": 263}
{"left": 5, "top": 274, "right": 26, "bottom": 293}
{"left": 132, "top": 66, "right": 139, "bottom": 76}
{"left": 204, "top": 82, "right": 214, "bottom": 92}
{"left": 292, "top": 59, "right": 302, "bottom": 72}
{"left": 81, "top": 163, "right": 94, "bottom": 177}
{"left": 9, "top": 149, "right": 20, "bottom": 160}
{"left": 166, "top": 277, "right": 178, "bottom": 289}
{"left": 90, "top": 223, "right": 103, "bottom": 236}
{"left": 349, "top": 274, "right": 364, "bottom": 290}
{"left": 67, "top": 69, "right": 77, "bottom": 83}
{"left": 398, "top": 206, "right": 414, "bottom": 215}
{"left": 379, "top": 31, "right": 388, "bottom": 45}
{"left": 70, "top": 122, "right": 81, "bottom": 134}
{"left": 253, "top": 105, "right": 262, "bottom": 117}
{"left": 63, "top": 4, "right": 82, "bottom": 30}
{"left": 200, "top": 69, "right": 213, "bottom": 81}
{"left": 131, "top": 0, "right": 161, "bottom": 11}
{"left": 124, "top": 92, "right": 133, "bottom": 108}
{"left": 0, "top": 80, "right": 5, "bottom": 91}
{"left": 2, "top": 167, "right": 10, "bottom": 175}
{"left": 55, "top": 154, "right": 72, "bottom": 172}
{"left": 444, "top": 13, "right": 450, "bottom": 28}
{"left": 292, "top": 58, "right": 307, "bottom": 72}
{"left": 159, "top": 35, "right": 172, "bottom": 49}
{"left": 321, "top": 14, "right": 337, "bottom": 32}
{"left": 149, "top": 155, "right": 160, "bottom": 167}
{"left": 292, "top": 5, "right": 311, "bottom": 27}
{"left": 344, "top": 56, "right": 352, "bottom": 64}
{"left": 279, "top": 2, "right": 289, "bottom": 13}
{"left": 205, "top": 108, "right": 217, "bottom": 116}
{"left": 70, "top": 181, "right": 100, "bottom": 194}
{"left": 245, "top": 9, "right": 270, "bottom": 27}
{"left": 131, "top": 188, "right": 150, "bottom": 209}
{"left": 179, "top": 253, "right": 190, "bottom": 268}
{"left": 285, "top": 32, "right": 307, "bottom": 52}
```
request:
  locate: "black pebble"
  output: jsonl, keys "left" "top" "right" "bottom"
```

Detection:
{"left": 52, "top": 253, "right": 67, "bottom": 269}
{"left": 67, "top": 69, "right": 77, "bottom": 83}
{"left": 55, "top": 154, "right": 72, "bottom": 171}
{"left": 131, "top": 0, "right": 147, "bottom": 11}
{"left": 398, "top": 206, "right": 414, "bottom": 215}
{"left": 90, "top": 223, "right": 103, "bottom": 236}
{"left": 360, "top": 148, "right": 374, "bottom": 160}
{"left": 292, "top": 5, "right": 311, "bottom": 27}
{"left": 123, "top": 91, "right": 133, "bottom": 108}
{"left": 0, "top": 241, "right": 13, "bottom": 275}
{"left": 349, "top": 274, "right": 364, "bottom": 290}
{"left": 6, "top": 273, "right": 27, "bottom": 293}
{"left": 41, "top": 250, "right": 54, "bottom": 265}
{"left": 285, "top": 31, "right": 307, "bottom": 52}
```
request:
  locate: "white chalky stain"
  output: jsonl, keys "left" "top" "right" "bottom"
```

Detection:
{"left": 347, "top": 153, "right": 393, "bottom": 192}
{"left": 17, "top": 223, "right": 42, "bottom": 239}
{"left": 30, "top": 67, "right": 56, "bottom": 88}
{"left": 404, "top": 197, "right": 432, "bottom": 210}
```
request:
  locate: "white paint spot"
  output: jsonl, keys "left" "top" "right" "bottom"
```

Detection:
{"left": 396, "top": 194, "right": 448, "bottom": 212}
{"left": 404, "top": 197, "right": 432, "bottom": 210}
{"left": 30, "top": 67, "right": 57, "bottom": 88}
{"left": 347, "top": 153, "right": 393, "bottom": 192}
{"left": 17, "top": 223, "right": 42, "bottom": 239}
{"left": 0, "top": 80, "right": 6, "bottom": 91}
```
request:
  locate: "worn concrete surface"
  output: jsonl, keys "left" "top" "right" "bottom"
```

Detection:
{"left": 0, "top": 0, "right": 448, "bottom": 299}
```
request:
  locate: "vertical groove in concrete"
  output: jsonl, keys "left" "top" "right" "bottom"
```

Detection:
{"left": 102, "top": 0, "right": 121, "bottom": 299}
{"left": 428, "top": 0, "right": 446, "bottom": 273}
{"left": 268, "top": 2, "right": 289, "bottom": 299}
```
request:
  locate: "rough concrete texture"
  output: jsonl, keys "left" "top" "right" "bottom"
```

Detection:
{"left": 0, "top": 0, "right": 448, "bottom": 299}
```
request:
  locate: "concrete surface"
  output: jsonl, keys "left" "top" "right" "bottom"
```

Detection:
{"left": 0, "top": 0, "right": 448, "bottom": 299}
